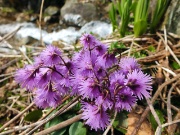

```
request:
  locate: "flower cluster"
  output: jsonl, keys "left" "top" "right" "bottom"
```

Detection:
{"left": 15, "top": 34, "right": 152, "bottom": 131}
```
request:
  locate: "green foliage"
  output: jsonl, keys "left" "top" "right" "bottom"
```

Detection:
{"left": 149, "top": 109, "right": 165, "bottom": 131}
{"left": 0, "top": 7, "right": 16, "bottom": 13}
{"left": 69, "top": 122, "right": 87, "bottom": 135}
{"left": 148, "top": 45, "right": 156, "bottom": 52}
{"left": 171, "top": 61, "right": 180, "bottom": 70}
{"left": 132, "top": 50, "right": 147, "bottom": 58}
{"left": 109, "top": 3, "right": 117, "bottom": 32}
{"left": 24, "top": 110, "right": 42, "bottom": 122}
{"left": 134, "top": 0, "right": 149, "bottom": 37}
{"left": 118, "top": 0, "right": 132, "bottom": 37}
{"left": 113, "top": 111, "right": 128, "bottom": 134}
{"left": 109, "top": 0, "right": 169, "bottom": 37}
{"left": 45, "top": 116, "right": 67, "bottom": 135}
{"left": 109, "top": 42, "right": 127, "bottom": 55}
{"left": 150, "top": 0, "right": 170, "bottom": 33}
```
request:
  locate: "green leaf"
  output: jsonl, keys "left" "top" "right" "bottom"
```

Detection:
{"left": 149, "top": 109, "right": 165, "bottom": 131}
{"left": 24, "top": 110, "right": 42, "bottom": 122}
{"left": 171, "top": 61, "right": 180, "bottom": 70}
{"left": 69, "top": 122, "right": 87, "bottom": 135}
{"left": 113, "top": 111, "right": 128, "bottom": 134}
{"left": 134, "top": 20, "right": 147, "bottom": 37}
{"left": 134, "top": 0, "right": 149, "bottom": 37}
{"left": 150, "top": 0, "right": 170, "bottom": 33}
{"left": 148, "top": 45, "right": 156, "bottom": 52}
{"left": 118, "top": 0, "right": 132, "bottom": 37}
{"left": 45, "top": 117, "right": 67, "bottom": 135}
{"left": 109, "top": 3, "right": 117, "bottom": 31}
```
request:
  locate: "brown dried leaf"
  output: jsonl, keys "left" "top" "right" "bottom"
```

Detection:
{"left": 0, "top": 86, "right": 5, "bottom": 97}
{"left": 126, "top": 111, "right": 154, "bottom": 135}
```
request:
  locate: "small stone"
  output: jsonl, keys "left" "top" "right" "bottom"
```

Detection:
{"left": 61, "top": 1, "right": 97, "bottom": 27}
{"left": 44, "top": 6, "right": 60, "bottom": 16}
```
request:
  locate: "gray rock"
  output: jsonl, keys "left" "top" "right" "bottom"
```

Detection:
{"left": 80, "top": 21, "right": 112, "bottom": 38}
{"left": 166, "top": 0, "right": 180, "bottom": 35}
{"left": 0, "top": 21, "right": 112, "bottom": 45}
{"left": 0, "top": 23, "right": 35, "bottom": 35}
{"left": 43, "top": 27, "right": 81, "bottom": 45}
{"left": 61, "top": 1, "right": 97, "bottom": 27}
{"left": 63, "top": 14, "right": 86, "bottom": 27}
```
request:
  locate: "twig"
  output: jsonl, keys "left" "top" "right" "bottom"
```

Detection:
{"left": 128, "top": 38, "right": 135, "bottom": 57}
{"left": 35, "top": 114, "right": 82, "bottom": 135}
{"left": 155, "top": 61, "right": 177, "bottom": 76}
{"left": 0, "top": 76, "right": 13, "bottom": 83}
{"left": 159, "top": 94, "right": 179, "bottom": 112}
{"left": 20, "top": 96, "right": 71, "bottom": 135}
{"left": 0, "top": 102, "right": 34, "bottom": 132}
{"left": 146, "top": 99, "right": 162, "bottom": 126}
{"left": 19, "top": 46, "right": 32, "bottom": 64}
{"left": 102, "top": 37, "right": 152, "bottom": 44}
{"left": 0, "top": 54, "right": 22, "bottom": 58}
{"left": 0, "top": 72, "right": 15, "bottom": 77}
{"left": 131, "top": 74, "right": 180, "bottom": 135}
{"left": 103, "top": 110, "right": 117, "bottom": 135}
{"left": 162, "top": 119, "right": 180, "bottom": 128}
{"left": 0, "top": 122, "right": 42, "bottom": 135}
{"left": 155, "top": 119, "right": 180, "bottom": 135}
{"left": 0, "top": 104, "right": 20, "bottom": 114}
{"left": 1, "top": 98, "right": 78, "bottom": 135}
{"left": 169, "top": 111, "right": 180, "bottom": 135}
{"left": 39, "top": 0, "right": 45, "bottom": 46}
{"left": 0, "top": 26, "right": 22, "bottom": 43}
{"left": 27, "top": 96, "right": 80, "bottom": 135}
{"left": 0, "top": 58, "right": 19, "bottom": 73}
{"left": 167, "top": 82, "right": 178, "bottom": 133}
{"left": 157, "top": 32, "right": 180, "bottom": 66}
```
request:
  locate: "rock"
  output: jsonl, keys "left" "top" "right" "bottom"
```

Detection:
{"left": 0, "top": 21, "right": 112, "bottom": 46}
{"left": 63, "top": 14, "right": 86, "bottom": 27}
{"left": 44, "top": 6, "right": 60, "bottom": 23}
{"left": 165, "top": 0, "right": 180, "bottom": 35}
{"left": 44, "top": 6, "right": 60, "bottom": 16}
{"left": 43, "top": 27, "right": 81, "bottom": 45}
{"left": 61, "top": 0, "right": 97, "bottom": 27}
{"left": 80, "top": 21, "right": 112, "bottom": 38}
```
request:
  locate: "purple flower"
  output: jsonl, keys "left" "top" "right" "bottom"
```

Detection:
{"left": 34, "top": 55, "right": 44, "bottom": 66}
{"left": 94, "top": 66, "right": 106, "bottom": 80}
{"left": 36, "top": 68, "right": 51, "bottom": 88}
{"left": 95, "top": 96, "right": 113, "bottom": 110}
{"left": 54, "top": 73, "right": 70, "bottom": 95}
{"left": 14, "top": 34, "right": 153, "bottom": 131}
{"left": 97, "top": 53, "right": 117, "bottom": 69}
{"left": 70, "top": 69, "right": 88, "bottom": 95}
{"left": 40, "top": 45, "right": 62, "bottom": 65}
{"left": 125, "top": 70, "right": 152, "bottom": 99}
{"left": 15, "top": 65, "right": 38, "bottom": 91}
{"left": 109, "top": 71, "right": 125, "bottom": 94}
{"left": 93, "top": 41, "right": 108, "bottom": 56}
{"left": 79, "top": 78, "right": 100, "bottom": 100}
{"left": 34, "top": 82, "right": 62, "bottom": 108}
{"left": 81, "top": 102, "right": 110, "bottom": 131}
{"left": 115, "top": 89, "right": 136, "bottom": 111}
{"left": 80, "top": 34, "right": 97, "bottom": 49}
{"left": 119, "top": 57, "right": 141, "bottom": 75}
{"left": 74, "top": 51, "right": 97, "bottom": 77}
